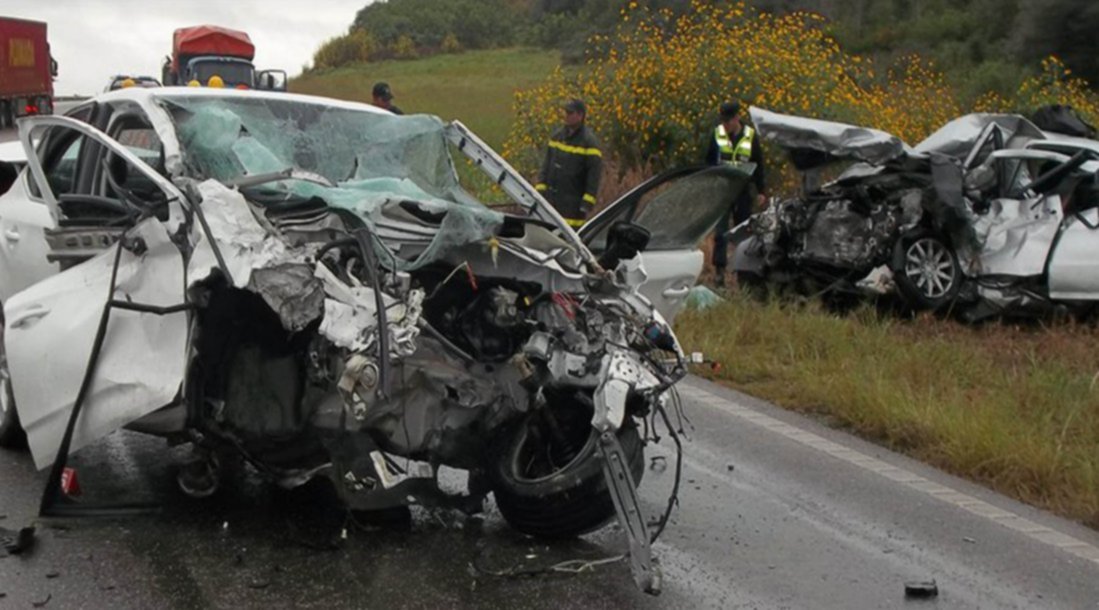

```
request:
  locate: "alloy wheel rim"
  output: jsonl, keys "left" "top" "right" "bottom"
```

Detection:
{"left": 904, "top": 238, "right": 956, "bottom": 299}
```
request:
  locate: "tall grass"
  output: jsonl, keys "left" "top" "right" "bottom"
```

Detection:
{"left": 676, "top": 297, "right": 1099, "bottom": 527}
{"left": 292, "top": 48, "right": 565, "bottom": 149}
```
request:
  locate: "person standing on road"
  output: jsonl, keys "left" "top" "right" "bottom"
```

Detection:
{"left": 535, "top": 98, "right": 603, "bottom": 229}
{"left": 372, "top": 82, "right": 404, "bottom": 115}
{"left": 705, "top": 101, "right": 766, "bottom": 287}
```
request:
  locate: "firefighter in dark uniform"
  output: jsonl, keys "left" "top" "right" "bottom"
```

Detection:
{"left": 536, "top": 99, "right": 603, "bottom": 228}
{"left": 705, "top": 101, "right": 766, "bottom": 287}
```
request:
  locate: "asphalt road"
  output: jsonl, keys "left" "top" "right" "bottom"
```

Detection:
{"left": 2, "top": 376, "right": 1098, "bottom": 609}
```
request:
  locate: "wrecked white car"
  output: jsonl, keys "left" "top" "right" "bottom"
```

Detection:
{"left": 733, "top": 107, "right": 1099, "bottom": 321}
{"left": 0, "top": 88, "right": 749, "bottom": 593}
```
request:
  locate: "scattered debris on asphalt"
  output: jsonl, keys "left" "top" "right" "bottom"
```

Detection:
{"left": 650, "top": 456, "right": 668, "bottom": 473}
{"left": 45, "top": 570, "right": 60, "bottom": 579}
{"left": 963, "top": 536, "right": 977, "bottom": 544}
{"left": 905, "top": 579, "right": 939, "bottom": 598}
{"left": 0, "top": 525, "right": 35, "bottom": 556}
{"left": 31, "top": 593, "right": 52, "bottom": 607}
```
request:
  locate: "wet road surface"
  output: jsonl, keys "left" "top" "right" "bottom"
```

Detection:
{"left": 2, "top": 376, "right": 1099, "bottom": 609}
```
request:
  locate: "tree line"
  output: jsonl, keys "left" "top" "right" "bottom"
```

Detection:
{"left": 311, "top": 0, "right": 1099, "bottom": 99}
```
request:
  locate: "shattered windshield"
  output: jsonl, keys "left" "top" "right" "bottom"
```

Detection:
{"left": 160, "top": 95, "right": 504, "bottom": 270}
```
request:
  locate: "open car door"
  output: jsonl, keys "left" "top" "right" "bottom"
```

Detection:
{"left": 9, "top": 115, "right": 190, "bottom": 469}
{"left": 580, "top": 164, "right": 754, "bottom": 322}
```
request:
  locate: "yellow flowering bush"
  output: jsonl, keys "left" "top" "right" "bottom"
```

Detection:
{"left": 505, "top": 2, "right": 1099, "bottom": 198}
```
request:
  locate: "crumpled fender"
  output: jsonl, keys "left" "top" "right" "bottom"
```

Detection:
{"left": 731, "top": 235, "right": 765, "bottom": 274}
{"left": 592, "top": 349, "right": 661, "bottom": 432}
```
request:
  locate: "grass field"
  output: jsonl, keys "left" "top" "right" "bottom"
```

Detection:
{"left": 291, "top": 48, "right": 563, "bottom": 149}
{"left": 675, "top": 297, "right": 1099, "bottom": 528}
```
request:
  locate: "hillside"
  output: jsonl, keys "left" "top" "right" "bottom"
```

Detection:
{"left": 291, "top": 48, "right": 562, "bottom": 149}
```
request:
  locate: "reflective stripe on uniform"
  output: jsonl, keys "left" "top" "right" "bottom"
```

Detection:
{"left": 548, "top": 140, "right": 603, "bottom": 157}
{"left": 535, "top": 183, "right": 548, "bottom": 191}
{"left": 715, "top": 124, "right": 754, "bottom": 164}
{"left": 564, "top": 217, "right": 585, "bottom": 228}
{"left": 582, "top": 193, "right": 596, "bottom": 205}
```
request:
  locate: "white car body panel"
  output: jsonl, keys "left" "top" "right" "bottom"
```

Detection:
{"left": 632, "top": 250, "right": 703, "bottom": 324}
{"left": 971, "top": 195, "right": 1063, "bottom": 277}
{"left": 0, "top": 177, "right": 58, "bottom": 302}
{"left": 1048, "top": 208, "right": 1099, "bottom": 299}
{"left": 0, "top": 140, "right": 26, "bottom": 164}
{"left": 8, "top": 114, "right": 191, "bottom": 468}
{"left": 9, "top": 218, "right": 188, "bottom": 468}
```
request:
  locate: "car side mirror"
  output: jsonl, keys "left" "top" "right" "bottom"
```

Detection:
{"left": 598, "top": 221, "right": 651, "bottom": 269}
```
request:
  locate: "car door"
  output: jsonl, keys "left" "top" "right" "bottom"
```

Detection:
{"left": 0, "top": 105, "right": 98, "bottom": 302}
{"left": 8, "top": 114, "right": 190, "bottom": 469}
{"left": 579, "top": 165, "right": 753, "bottom": 322}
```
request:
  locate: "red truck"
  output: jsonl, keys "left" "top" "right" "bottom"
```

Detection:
{"left": 161, "top": 25, "right": 285, "bottom": 90}
{"left": 0, "top": 17, "right": 56, "bottom": 129}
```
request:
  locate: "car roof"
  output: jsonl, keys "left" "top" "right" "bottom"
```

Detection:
{"left": 96, "top": 86, "right": 392, "bottom": 116}
{"left": 0, "top": 140, "right": 26, "bottom": 164}
{"left": 1028, "top": 132, "right": 1099, "bottom": 153}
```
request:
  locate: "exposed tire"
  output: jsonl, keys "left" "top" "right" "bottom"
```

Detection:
{"left": 488, "top": 398, "right": 644, "bottom": 539}
{"left": 0, "top": 308, "right": 28, "bottom": 449}
{"left": 892, "top": 231, "right": 962, "bottom": 312}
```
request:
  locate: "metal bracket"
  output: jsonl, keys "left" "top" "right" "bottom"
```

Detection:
{"left": 597, "top": 430, "right": 661, "bottom": 595}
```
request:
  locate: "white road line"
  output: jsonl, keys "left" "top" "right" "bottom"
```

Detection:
{"left": 679, "top": 383, "right": 1099, "bottom": 568}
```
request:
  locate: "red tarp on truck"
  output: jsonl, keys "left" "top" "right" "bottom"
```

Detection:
{"left": 0, "top": 17, "right": 53, "bottom": 98}
{"left": 172, "top": 25, "right": 255, "bottom": 69}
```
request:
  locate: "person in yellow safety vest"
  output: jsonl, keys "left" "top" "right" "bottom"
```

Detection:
{"left": 187, "top": 79, "right": 201, "bottom": 87}
{"left": 535, "top": 98, "right": 603, "bottom": 229}
{"left": 704, "top": 101, "right": 767, "bottom": 287}
{"left": 120, "top": 78, "right": 136, "bottom": 89}
{"left": 207, "top": 75, "right": 225, "bottom": 88}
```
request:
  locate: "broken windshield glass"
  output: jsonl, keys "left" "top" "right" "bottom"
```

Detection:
{"left": 160, "top": 95, "right": 504, "bottom": 270}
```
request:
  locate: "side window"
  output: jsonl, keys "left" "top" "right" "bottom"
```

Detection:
{"left": 99, "top": 117, "right": 164, "bottom": 201}
{"left": 28, "top": 130, "right": 88, "bottom": 199}
{"left": 27, "top": 104, "right": 96, "bottom": 200}
{"left": 583, "top": 166, "right": 750, "bottom": 252}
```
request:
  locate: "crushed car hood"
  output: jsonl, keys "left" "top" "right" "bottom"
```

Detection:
{"left": 750, "top": 107, "right": 1047, "bottom": 172}
{"left": 749, "top": 107, "right": 907, "bottom": 169}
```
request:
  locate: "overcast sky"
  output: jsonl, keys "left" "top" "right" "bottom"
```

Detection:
{"left": 5, "top": 0, "right": 368, "bottom": 95}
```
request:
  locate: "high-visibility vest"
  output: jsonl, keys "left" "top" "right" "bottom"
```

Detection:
{"left": 715, "top": 124, "right": 754, "bottom": 164}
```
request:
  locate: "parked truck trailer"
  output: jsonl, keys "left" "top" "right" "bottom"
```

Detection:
{"left": 0, "top": 17, "right": 56, "bottom": 129}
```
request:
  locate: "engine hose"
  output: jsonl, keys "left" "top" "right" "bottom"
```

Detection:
{"left": 351, "top": 228, "right": 390, "bottom": 400}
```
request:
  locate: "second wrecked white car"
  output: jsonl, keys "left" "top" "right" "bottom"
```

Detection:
{"left": 733, "top": 107, "right": 1099, "bottom": 320}
{"left": 0, "top": 88, "right": 750, "bottom": 593}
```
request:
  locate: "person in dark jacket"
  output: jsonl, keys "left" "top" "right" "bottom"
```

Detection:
{"left": 536, "top": 99, "right": 603, "bottom": 228}
{"left": 705, "top": 101, "right": 766, "bottom": 286}
{"left": 372, "top": 82, "right": 404, "bottom": 115}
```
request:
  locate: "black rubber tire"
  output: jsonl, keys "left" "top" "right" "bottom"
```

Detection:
{"left": 0, "top": 308, "right": 28, "bottom": 449}
{"left": 488, "top": 410, "right": 644, "bottom": 539}
{"left": 892, "top": 231, "right": 962, "bottom": 312}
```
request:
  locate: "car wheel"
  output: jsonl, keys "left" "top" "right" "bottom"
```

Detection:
{"left": 0, "top": 309, "right": 28, "bottom": 449}
{"left": 487, "top": 397, "right": 644, "bottom": 539}
{"left": 892, "top": 232, "right": 962, "bottom": 311}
